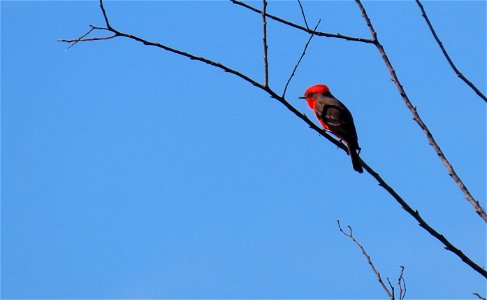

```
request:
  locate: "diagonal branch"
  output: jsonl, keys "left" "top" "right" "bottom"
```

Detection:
{"left": 386, "top": 277, "right": 395, "bottom": 299}
{"left": 231, "top": 0, "right": 375, "bottom": 44}
{"left": 360, "top": 159, "right": 486, "bottom": 278}
{"left": 282, "top": 19, "right": 321, "bottom": 98}
{"left": 262, "top": 0, "right": 269, "bottom": 87}
{"left": 474, "top": 292, "right": 487, "bottom": 300}
{"left": 297, "top": 0, "right": 309, "bottom": 29}
{"left": 355, "top": 0, "right": 487, "bottom": 223}
{"left": 59, "top": 0, "right": 487, "bottom": 279}
{"left": 337, "top": 221, "right": 394, "bottom": 300}
{"left": 415, "top": 0, "right": 487, "bottom": 102}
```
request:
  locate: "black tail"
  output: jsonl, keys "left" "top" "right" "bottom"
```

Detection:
{"left": 349, "top": 146, "right": 363, "bottom": 173}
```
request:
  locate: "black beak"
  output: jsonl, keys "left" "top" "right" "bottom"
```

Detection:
{"left": 298, "top": 96, "right": 306, "bottom": 99}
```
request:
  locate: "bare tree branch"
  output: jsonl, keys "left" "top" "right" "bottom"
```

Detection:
{"left": 57, "top": 25, "right": 116, "bottom": 48}
{"left": 416, "top": 0, "right": 487, "bottom": 102}
{"left": 282, "top": 19, "right": 321, "bottom": 98}
{"left": 262, "top": 0, "right": 269, "bottom": 87}
{"left": 398, "top": 266, "right": 406, "bottom": 300}
{"left": 59, "top": 0, "right": 487, "bottom": 279}
{"left": 354, "top": 0, "right": 487, "bottom": 223}
{"left": 386, "top": 277, "right": 395, "bottom": 298}
{"left": 99, "top": 0, "right": 112, "bottom": 30}
{"left": 58, "top": 26, "right": 95, "bottom": 48}
{"left": 474, "top": 292, "right": 487, "bottom": 300}
{"left": 231, "top": 0, "right": 375, "bottom": 43}
{"left": 297, "top": 0, "right": 309, "bottom": 29}
{"left": 337, "top": 221, "right": 394, "bottom": 300}
{"left": 58, "top": 34, "right": 117, "bottom": 46}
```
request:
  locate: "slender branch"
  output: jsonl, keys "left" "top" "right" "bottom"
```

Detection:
{"left": 58, "top": 26, "right": 95, "bottom": 49}
{"left": 59, "top": 0, "right": 487, "bottom": 279}
{"left": 231, "top": 0, "right": 374, "bottom": 43}
{"left": 282, "top": 19, "right": 321, "bottom": 98}
{"left": 355, "top": 0, "right": 487, "bottom": 223}
{"left": 58, "top": 34, "right": 117, "bottom": 46}
{"left": 57, "top": 25, "right": 116, "bottom": 49}
{"left": 297, "top": 0, "right": 309, "bottom": 29}
{"left": 398, "top": 266, "right": 406, "bottom": 300}
{"left": 99, "top": 0, "right": 112, "bottom": 30}
{"left": 474, "top": 292, "right": 487, "bottom": 300}
{"left": 337, "top": 221, "right": 394, "bottom": 300}
{"left": 262, "top": 0, "right": 269, "bottom": 87}
{"left": 416, "top": 0, "right": 487, "bottom": 102}
{"left": 386, "top": 277, "right": 395, "bottom": 299}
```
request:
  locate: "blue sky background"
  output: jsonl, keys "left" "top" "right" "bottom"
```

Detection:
{"left": 1, "top": 1, "right": 486, "bottom": 299}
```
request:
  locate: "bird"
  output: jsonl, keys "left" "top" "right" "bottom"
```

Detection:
{"left": 300, "top": 84, "right": 363, "bottom": 173}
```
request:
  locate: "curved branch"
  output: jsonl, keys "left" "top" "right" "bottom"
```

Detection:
{"left": 415, "top": 0, "right": 487, "bottom": 102}
{"left": 474, "top": 292, "right": 487, "bottom": 300}
{"left": 354, "top": 0, "right": 487, "bottom": 223}
{"left": 58, "top": 0, "right": 487, "bottom": 279}
{"left": 398, "top": 266, "right": 406, "bottom": 300}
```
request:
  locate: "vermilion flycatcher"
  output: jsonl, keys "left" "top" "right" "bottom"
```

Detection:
{"left": 300, "top": 84, "right": 363, "bottom": 173}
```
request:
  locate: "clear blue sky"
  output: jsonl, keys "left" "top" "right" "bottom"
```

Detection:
{"left": 2, "top": 1, "right": 486, "bottom": 299}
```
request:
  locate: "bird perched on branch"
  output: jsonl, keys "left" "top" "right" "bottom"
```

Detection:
{"left": 300, "top": 84, "right": 363, "bottom": 173}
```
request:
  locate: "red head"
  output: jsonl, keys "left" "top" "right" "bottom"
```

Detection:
{"left": 299, "top": 84, "right": 331, "bottom": 109}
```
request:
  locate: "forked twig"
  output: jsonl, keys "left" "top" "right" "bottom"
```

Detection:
{"left": 57, "top": 25, "right": 117, "bottom": 48}
{"left": 337, "top": 220, "right": 395, "bottom": 300}
{"left": 416, "top": 0, "right": 486, "bottom": 102}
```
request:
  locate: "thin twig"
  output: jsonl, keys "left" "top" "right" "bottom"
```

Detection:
{"left": 59, "top": 26, "right": 95, "bottom": 49}
{"left": 398, "top": 266, "right": 406, "bottom": 300}
{"left": 59, "top": 0, "right": 487, "bottom": 279}
{"left": 386, "top": 277, "right": 395, "bottom": 298}
{"left": 337, "top": 221, "right": 394, "bottom": 300}
{"left": 58, "top": 34, "right": 117, "bottom": 46}
{"left": 416, "top": 0, "right": 486, "bottom": 102}
{"left": 297, "top": 0, "right": 309, "bottom": 29}
{"left": 231, "top": 0, "right": 374, "bottom": 43}
{"left": 474, "top": 292, "right": 487, "bottom": 300}
{"left": 355, "top": 0, "right": 487, "bottom": 223}
{"left": 262, "top": 0, "right": 269, "bottom": 87}
{"left": 57, "top": 25, "right": 115, "bottom": 49}
{"left": 282, "top": 19, "right": 321, "bottom": 98}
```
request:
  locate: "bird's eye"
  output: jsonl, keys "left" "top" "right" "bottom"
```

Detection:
{"left": 307, "top": 93, "right": 313, "bottom": 97}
